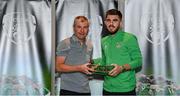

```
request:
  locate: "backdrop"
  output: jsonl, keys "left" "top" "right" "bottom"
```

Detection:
{"left": 124, "top": 0, "right": 180, "bottom": 85}
{"left": 0, "top": 0, "right": 51, "bottom": 95}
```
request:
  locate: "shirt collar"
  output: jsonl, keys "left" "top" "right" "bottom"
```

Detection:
{"left": 110, "top": 29, "right": 123, "bottom": 37}
{"left": 71, "top": 34, "right": 86, "bottom": 45}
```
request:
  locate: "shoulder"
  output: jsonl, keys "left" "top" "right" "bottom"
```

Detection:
{"left": 121, "top": 32, "right": 140, "bottom": 45}
{"left": 122, "top": 31, "right": 137, "bottom": 40}
{"left": 102, "top": 35, "right": 110, "bottom": 43}
{"left": 57, "top": 38, "right": 71, "bottom": 50}
{"left": 61, "top": 38, "right": 71, "bottom": 45}
{"left": 59, "top": 38, "right": 71, "bottom": 46}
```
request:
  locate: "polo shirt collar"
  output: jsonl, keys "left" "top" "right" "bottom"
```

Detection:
{"left": 110, "top": 29, "right": 124, "bottom": 37}
{"left": 71, "top": 34, "right": 86, "bottom": 45}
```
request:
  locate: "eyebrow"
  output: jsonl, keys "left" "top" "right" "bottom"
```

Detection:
{"left": 106, "top": 18, "right": 119, "bottom": 21}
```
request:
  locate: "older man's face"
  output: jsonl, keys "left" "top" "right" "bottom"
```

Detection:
{"left": 74, "top": 20, "right": 89, "bottom": 41}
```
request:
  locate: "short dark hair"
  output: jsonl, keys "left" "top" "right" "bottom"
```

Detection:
{"left": 105, "top": 9, "right": 122, "bottom": 20}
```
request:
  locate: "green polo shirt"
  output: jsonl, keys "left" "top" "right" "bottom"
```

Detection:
{"left": 95, "top": 30, "right": 142, "bottom": 92}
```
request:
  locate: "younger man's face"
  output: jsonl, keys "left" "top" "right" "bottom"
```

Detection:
{"left": 105, "top": 15, "right": 122, "bottom": 34}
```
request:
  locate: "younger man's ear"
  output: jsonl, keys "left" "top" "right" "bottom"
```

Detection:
{"left": 120, "top": 21, "right": 123, "bottom": 29}
{"left": 104, "top": 20, "right": 107, "bottom": 25}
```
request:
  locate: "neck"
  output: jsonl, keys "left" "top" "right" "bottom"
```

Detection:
{"left": 79, "top": 39, "right": 85, "bottom": 45}
{"left": 109, "top": 28, "right": 120, "bottom": 35}
{"left": 110, "top": 31, "right": 117, "bottom": 35}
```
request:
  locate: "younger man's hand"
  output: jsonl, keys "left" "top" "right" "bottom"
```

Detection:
{"left": 108, "top": 64, "right": 123, "bottom": 77}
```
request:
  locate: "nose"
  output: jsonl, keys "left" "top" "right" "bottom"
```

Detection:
{"left": 110, "top": 21, "right": 113, "bottom": 25}
{"left": 80, "top": 28, "right": 84, "bottom": 33}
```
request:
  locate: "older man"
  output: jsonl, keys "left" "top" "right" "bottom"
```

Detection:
{"left": 56, "top": 16, "right": 94, "bottom": 95}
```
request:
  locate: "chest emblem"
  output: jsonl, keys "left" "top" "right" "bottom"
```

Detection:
{"left": 116, "top": 42, "right": 121, "bottom": 48}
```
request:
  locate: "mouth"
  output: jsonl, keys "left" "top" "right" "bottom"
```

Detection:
{"left": 78, "top": 33, "right": 85, "bottom": 36}
{"left": 78, "top": 32, "right": 85, "bottom": 35}
{"left": 77, "top": 34, "right": 86, "bottom": 38}
{"left": 109, "top": 27, "right": 115, "bottom": 31}
{"left": 109, "top": 25, "right": 115, "bottom": 29}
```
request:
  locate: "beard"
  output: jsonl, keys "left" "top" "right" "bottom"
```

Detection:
{"left": 107, "top": 25, "right": 120, "bottom": 35}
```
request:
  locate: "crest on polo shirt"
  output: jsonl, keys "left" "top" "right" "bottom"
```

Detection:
{"left": 116, "top": 42, "right": 121, "bottom": 48}
{"left": 2, "top": 12, "right": 36, "bottom": 45}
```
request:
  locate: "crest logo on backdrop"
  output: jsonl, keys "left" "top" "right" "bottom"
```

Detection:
{"left": 141, "top": 13, "right": 174, "bottom": 45}
{"left": 2, "top": 12, "right": 36, "bottom": 45}
{"left": 140, "top": 0, "right": 174, "bottom": 45}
